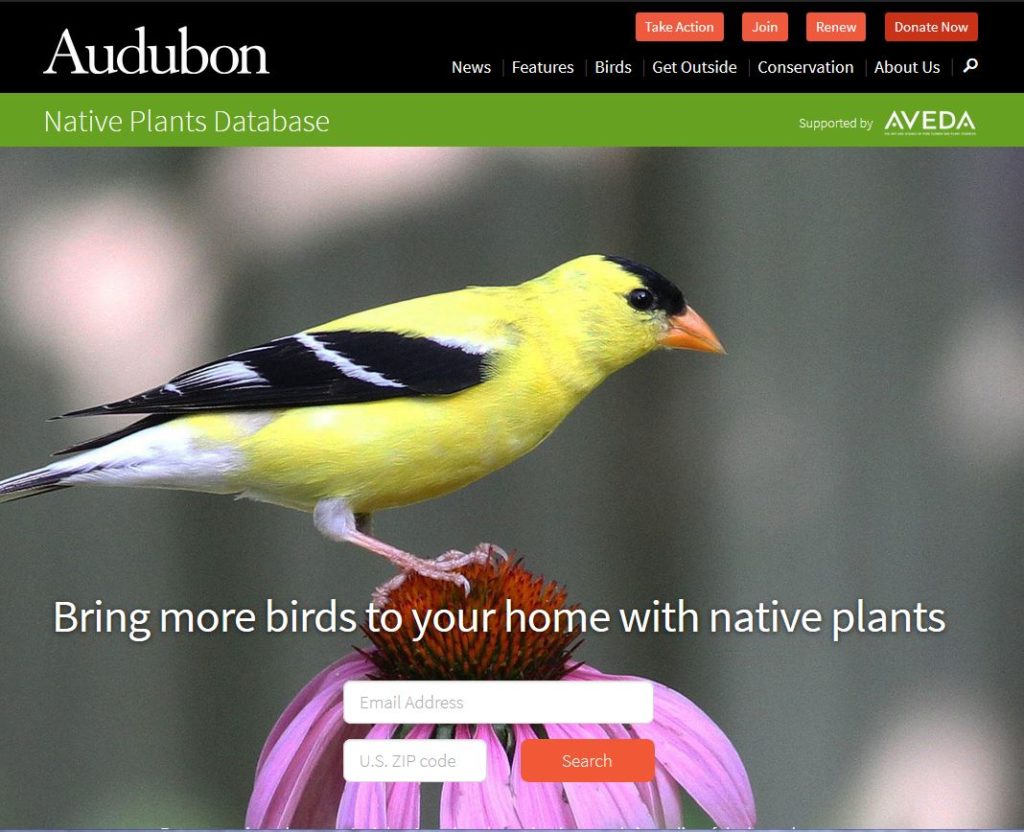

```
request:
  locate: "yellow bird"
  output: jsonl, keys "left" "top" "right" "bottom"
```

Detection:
{"left": 0, "top": 255, "right": 723, "bottom": 600}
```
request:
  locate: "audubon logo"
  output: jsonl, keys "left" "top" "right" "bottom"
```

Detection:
{"left": 884, "top": 109, "right": 976, "bottom": 136}
{"left": 43, "top": 26, "right": 269, "bottom": 75}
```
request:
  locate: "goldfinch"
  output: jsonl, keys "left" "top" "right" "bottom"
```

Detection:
{"left": 0, "top": 255, "right": 723, "bottom": 598}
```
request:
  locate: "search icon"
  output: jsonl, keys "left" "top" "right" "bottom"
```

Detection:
{"left": 963, "top": 58, "right": 979, "bottom": 73}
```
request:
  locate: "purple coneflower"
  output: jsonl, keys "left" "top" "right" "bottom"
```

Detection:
{"left": 247, "top": 559, "right": 755, "bottom": 829}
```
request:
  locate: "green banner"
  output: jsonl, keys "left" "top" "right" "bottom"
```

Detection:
{"left": 1, "top": 93, "right": 1018, "bottom": 146}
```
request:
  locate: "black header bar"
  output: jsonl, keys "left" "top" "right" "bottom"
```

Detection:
{"left": 1, "top": 1, "right": 1020, "bottom": 93}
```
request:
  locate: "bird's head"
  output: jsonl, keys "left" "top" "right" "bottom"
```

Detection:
{"left": 531, "top": 255, "right": 725, "bottom": 375}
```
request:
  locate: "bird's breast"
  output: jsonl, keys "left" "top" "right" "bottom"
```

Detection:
{"left": 233, "top": 370, "right": 584, "bottom": 513}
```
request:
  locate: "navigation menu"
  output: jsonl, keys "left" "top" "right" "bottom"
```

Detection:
{"left": 1, "top": 2, "right": 1015, "bottom": 93}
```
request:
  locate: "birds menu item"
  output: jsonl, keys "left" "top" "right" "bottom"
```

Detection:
{"left": 1, "top": 255, "right": 724, "bottom": 600}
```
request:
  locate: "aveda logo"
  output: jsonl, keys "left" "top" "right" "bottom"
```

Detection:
{"left": 43, "top": 27, "right": 269, "bottom": 75}
{"left": 884, "top": 109, "right": 976, "bottom": 134}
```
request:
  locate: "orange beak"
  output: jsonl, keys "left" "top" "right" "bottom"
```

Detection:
{"left": 657, "top": 306, "right": 726, "bottom": 354}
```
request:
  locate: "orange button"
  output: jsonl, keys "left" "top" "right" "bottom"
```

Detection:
{"left": 520, "top": 739, "right": 655, "bottom": 783}
{"left": 885, "top": 12, "right": 978, "bottom": 41}
{"left": 806, "top": 12, "right": 866, "bottom": 41}
{"left": 636, "top": 12, "right": 725, "bottom": 41}
{"left": 743, "top": 12, "right": 789, "bottom": 41}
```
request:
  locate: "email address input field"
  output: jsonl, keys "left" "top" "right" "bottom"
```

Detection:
{"left": 343, "top": 680, "right": 654, "bottom": 724}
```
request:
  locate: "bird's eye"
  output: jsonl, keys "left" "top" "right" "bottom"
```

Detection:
{"left": 627, "top": 288, "right": 656, "bottom": 311}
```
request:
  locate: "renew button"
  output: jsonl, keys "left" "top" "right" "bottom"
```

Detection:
{"left": 806, "top": 12, "right": 866, "bottom": 41}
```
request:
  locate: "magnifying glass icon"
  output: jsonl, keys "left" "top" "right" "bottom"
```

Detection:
{"left": 963, "top": 58, "right": 979, "bottom": 73}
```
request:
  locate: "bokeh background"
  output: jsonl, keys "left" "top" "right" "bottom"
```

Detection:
{"left": 0, "top": 148, "right": 1021, "bottom": 827}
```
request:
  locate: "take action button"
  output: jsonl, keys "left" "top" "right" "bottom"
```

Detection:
{"left": 520, "top": 739, "right": 655, "bottom": 783}
{"left": 806, "top": 12, "right": 866, "bottom": 41}
{"left": 885, "top": 12, "right": 978, "bottom": 41}
{"left": 636, "top": 12, "right": 725, "bottom": 41}
{"left": 743, "top": 12, "right": 789, "bottom": 42}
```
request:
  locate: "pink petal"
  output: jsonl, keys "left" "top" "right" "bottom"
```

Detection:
{"left": 546, "top": 723, "right": 656, "bottom": 829}
{"left": 626, "top": 754, "right": 684, "bottom": 831}
{"left": 649, "top": 761, "right": 684, "bottom": 829}
{"left": 569, "top": 664, "right": 755, "bottom": 829}
{"left": 385, "top": 725, "right": 430, "bottom": 829}
{"left": 597, "top": 723, "right": 677, "bottom": 828}
{"left": 336, "top": 723, "right": 395, "bottom": 829}
{"left": 640, "top": 686, "right": 755, "bottom": 828}
{"left": 475, "top": 724, "right": 522, "bottom": 827}
{"left": 511, "top": 724, "right": 575, "bottom": 829}
{"left": 256, "top": 653, "right": 375, "bottom": 775}
{"left": 441, "top": 725, "right": 520, "bottom": 828}
{"left": 248, "top": 688, "right": 352, "bottom": 828}
{"left": 601, "top": 723, "right": 683, "bottom": 828}
{"left": 439, "top": 725, "right": 473, "bottom": 829}
{"left": 337, "top": 781, "right": 387, "bottom": 829}
{"left": 289, "top": 719, "right": 369, "bottom": 828}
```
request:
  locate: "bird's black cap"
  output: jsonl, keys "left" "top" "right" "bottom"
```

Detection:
{"left": 603, "top": 255, "right": 686, "bottom": 316}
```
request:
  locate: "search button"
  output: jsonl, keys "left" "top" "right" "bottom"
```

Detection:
{"left": 963, "top": 57, "right": 979, "bottom": 73}
{"left": 520, "top": 739, "right": 655, "bottom": 783}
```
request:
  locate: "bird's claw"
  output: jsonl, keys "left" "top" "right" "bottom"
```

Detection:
{"left": 371, "top": 543, "right": 506, "bottom": 607}
{"left": 478, "top": 542, "right": 510, "bottom": 562}
{"left": 372, "top": 573, "right": 408, "bottom": 608}
{"left": 436, "top": 542, "right": 507, "bottom": 567}
{"left": 372, "top": 567, "right": 470, "bottom": 608}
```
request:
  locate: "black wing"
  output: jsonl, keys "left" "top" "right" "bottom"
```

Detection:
{"left": 60, "top": 330, "right": 492, "bottom": 418}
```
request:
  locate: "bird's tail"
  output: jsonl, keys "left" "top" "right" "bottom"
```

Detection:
{"left": 0, "top": 463, "right": 79, "bottom": 504}
{"left": 2, "top": 414, "right": 187, "bottom": 504}
{"left": 3, "top": 417, "right": 239, "bottom": 505}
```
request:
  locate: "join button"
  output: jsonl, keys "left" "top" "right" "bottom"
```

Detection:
{"left": 743, "top": 12, "right": 788, "bottom": 41}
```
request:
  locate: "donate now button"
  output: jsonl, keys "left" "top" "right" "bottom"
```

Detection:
{"left": 636, "top": 12, "right": 725, "bottom": 41}
{"left": 885, "top": 12, "right": 978, "bottom": 41}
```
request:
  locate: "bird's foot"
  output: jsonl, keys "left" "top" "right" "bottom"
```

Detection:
{"left": 436, "top": 542, "right": 509, "bottom": 567}
{"left": 371, "top": 543, "right": 508, "bottom": 607}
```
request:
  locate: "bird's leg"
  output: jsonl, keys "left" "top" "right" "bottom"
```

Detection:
{"left": 313, "top": 499, "right": 504, "bottom": 604}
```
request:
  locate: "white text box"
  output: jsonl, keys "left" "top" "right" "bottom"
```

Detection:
{"left": 343, "top": 738, "right": 486, "bottom": 782}
{"left": 344, "top": 680, "right": 653, "bottom": 724}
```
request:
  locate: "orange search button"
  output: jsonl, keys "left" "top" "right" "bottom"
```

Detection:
{"left": 636, "top": 12, "right": 725, "bottom": 41}
{"left": 520, "top": 739, "right": 655, "bottom": 783}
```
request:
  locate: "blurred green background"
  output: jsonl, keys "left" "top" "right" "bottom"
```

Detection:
{"left": 0, "top": 148, "right": 1021, "bottom": 827}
